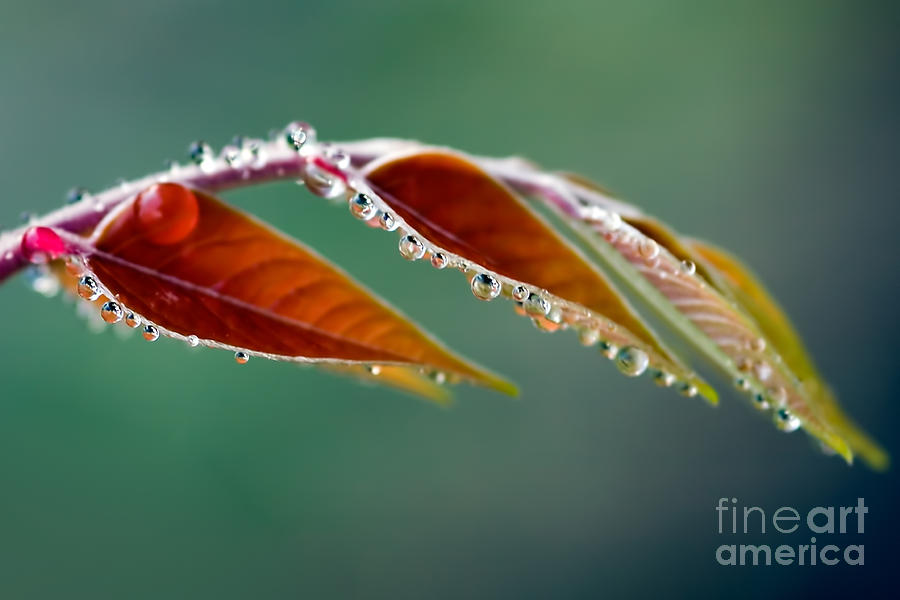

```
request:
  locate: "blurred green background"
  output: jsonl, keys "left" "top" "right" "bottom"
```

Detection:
{"left": 1, "top": 0, "right": 897, "bottom": 597}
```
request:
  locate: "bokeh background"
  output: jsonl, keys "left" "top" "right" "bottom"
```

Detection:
{"left": 1, "top": 0, "right": 897, "bottom": 598}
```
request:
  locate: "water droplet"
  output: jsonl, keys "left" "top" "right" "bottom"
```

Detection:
{"left": 524, "top": 293, "right": 550, "bottom": 316}
{"left": 66, "top": 187, "right": 89, "bottom": 205}
{"left": 65, "top": 256, "right": 85, "bottom": 277}
{"left": 142, "top": 325, "right": 159, "bottom": 342}
{"left": 284, "top": 121, "right": 313, "bottom": 150}
{"left": 134, "top": 184, "right": 199, "bottom": 245}
{"left": 125, "top": 312, "right": 141, "bottom": 328}
{"left": 546, "top": 306, "right": 563, "bottom": 324}
{"left": 654, "top": 371, "right": 676, "bottom": 387}
{"left": 751, "top": 337, "right": 766, "bottom": 352}
{"left": 379, "top": 212, "right": 399, "bottom": 231}
{"left": 348, "top": 193, "right": 377, "bottom": 220}
{"left": 21, "top": 226, "right": 67, "bottom": 264}
{"left": 599, "top": 340, "right": 618, "bottom": 360}
{"left": 325, "top": 147, "right": 350, "bottom": 169}
{"left": 753, "top": 393, "right": 770, "bottom": 411}
{"left": 615, "top": 346, "right": 649, "bottom": 377}
{"left": 532, "top": 315, "right": 561, "bottom": 332}
{"left": 678, "top": 383, "right": 699, "bottom": 398}
{"left": 367, "top": 364, "right": 382, "bottom": 376}
{"left": 429, "top": 370, "right": 446, "bottom": 385}
{"left": 188, "top": 141, "right": 214, "bottom": 171}
{"left": 774, "top": 408, "right": 801, "bottom": 432}
{"left": 27, "top": 267, "right": 60, "bottom": 298}
{"left": 430, "top": 252, "right": 448, "bottom": 269}
{"left": 471, "top": 273, "right": 501, "bottom": 300}
{"left": 753, "top": 361, "right": 772, "bottom": 383}
{"left": 768, "top": 386, "right": 787, "bottom": 407}
{"left": 680, "top": 260, "right": 696, "bottom": 275}
{"left": 234, "top": 351, "right": 249, "bottom": 364}
{"left": 398, "top": 235, "right": 425, "bottom": 261}
{"left": 221, "top": 144, "right": 242, "bottom": 168}
{"left": 77, "top": 275, "right": 100, "bottom": 301}
{"left": 638, "top": 238, "right": 659, "bottom": 260}
{"left": 187, "top": 334, "right": 200, "bottom": 347}
{"left": 511, "top": 285, "right": 529, "bottom": 302}
{"left": 100, "top": 301, "right": 123, "bottom": 324}
{"left": 578, "top": 328, "right": 600, "bottom": 346}
{"left": 735, "top": 377, "right": 751, "bottom": 391}
{"left": 301, "top": 162, "right": 346, "bottom": 198}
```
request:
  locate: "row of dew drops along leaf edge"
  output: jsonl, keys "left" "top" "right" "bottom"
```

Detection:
{"left": 277, "top": 123, "right": 712, "bottom": 401}
{"left": 577, "top": 195, "right": 801, "bottom": 433}
{"left": 20, "top": 120, "right": 801, "bottom": 432}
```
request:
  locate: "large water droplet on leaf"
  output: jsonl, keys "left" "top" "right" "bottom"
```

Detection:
{"left": 471, "top": 273, "right": 501, "bottom": 301}
{"left": 77, "top": 275, "right": 100, "bottom": 301}
{"left": 615, "top": 346, "right": 649, "bottom": 377}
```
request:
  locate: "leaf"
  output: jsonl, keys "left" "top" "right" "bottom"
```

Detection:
{"left": 78, "top": 182, "right": 515, "bottom": 399}
{"left": 362, "top": 150, "right": 714, "bottom": 400}
{"left": 687, "top": 239, "right": 888, "bottom": 470}
{"left": 539, "top": 176, "right": 867, "bottom": 463}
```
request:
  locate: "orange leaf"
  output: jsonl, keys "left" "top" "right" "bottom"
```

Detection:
{"left": 364, "top": 151, "right": 712, "bottom": 399}
{"left": 80, "top": 183, "right": 515, "bottom": 397}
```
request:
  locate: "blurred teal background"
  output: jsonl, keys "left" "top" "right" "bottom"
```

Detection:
{"left": 1, "top": 0, "right": 897, "bottom": 598}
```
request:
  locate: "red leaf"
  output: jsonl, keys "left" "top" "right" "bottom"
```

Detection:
{"left": 81, "top": 183, "right": 515, "bottom": 396}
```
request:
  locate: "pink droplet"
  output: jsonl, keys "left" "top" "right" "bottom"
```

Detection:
{"left": 21, "top": 226, "right": 68, "bottom": 264}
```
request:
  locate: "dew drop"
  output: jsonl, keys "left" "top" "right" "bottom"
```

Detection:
{"left": 76, "top": 275, "right": 100, "bottom": 301}
{"left": 302, "top": 162, "right": 346, "bottom": 199}
{"left": 21, "top": 226, "right": 67, "bottom": 264}
{"left": 524, "top": 293, "right": 550, "bottom": 317}
{"left": 284, "top": 121, "right": 313, "bottom": 150}
{"left": 222, "top": 144, "right": 242, "bottom": 168}
{"left": 768, "top": 386, "right": 787, "bottom": 407}
{"left": 188, "top": 141, "right": 214, "bottom": 171}
{"left": 678, "top": 383, "right": 699, "bottom": 398}
{"left": 511, "top": 285, "right": 529, "bottom": 302}
{"left": 398, "top": 235, "right": 425, "bottom": 261}
{"left": 774, "top": 408, "right": 801, "bottom": 432}
{"left": 751, "top": 337, "right": 767, "bottom": 352}
{"left": 27, "top": 267, "right": 60, "bottom": 298}
{"left": 325, "top": 147, "right": 350, "bottom": 169}
{"left": 735, "top": 377, "right": 751, "bottom": 392}
{"left": 65, "top": 256, "right": 85, "bottom": 277}
{"left": 599, "top": 340, "right": 618, "bottom": 360}
{"left": 66, "top": 187, "right": 89, "bottom": 205}
{"left": 379, "top": 212, "right": 399, "bottom": 231}
{"left": 680, "top": 260, "right": 696, "bottom": 275}
{"left": 430, "top": 252, "right": 448, "bottom": 269}
{"left": 367, "top": 364, "right": 382, "bottom": 376}
{"left": 429, "top": 370, "right": 447, "bottom": 385}
{"left": 348, "top": 193, "right": 377, "bottom": 221}
{"left": 187, "top": 335, "right": 200, "bottom": 347}
{"left": 615, "top": 346, "right": 649, "bottom": 377}
{"left": 753, "top": 392, "right": 770, "bottom": 411}
{"left": 578, "top": 328, "right": 600, "bottom": 346}
{"left": 532, "top": 316, "right": 561, "bottom": 332}
{"left": 234, "top": 351, "right": 250, "bottom": 364}
{"left": 638, "top": 238, "right": 659, "bottom": 260}
{"left": 546, "top": 306, "right": 563, "bottom": 324}
{"left": 142, "top": 325, "right": 159, "bottom": 342}
{"left": 134, "top": 183, "right": 199, "bottom": 245}
{"left": 654, "top": 371, "right": 676, "bottom": 387}
{"left": 753, "top": 361, "right": 772, "bottom": 383}
{"left": 100, "top": 301, "right": 123, "bottom": 324}
{"left": 471, "top": 273, "right": 501, "bottom": 301}
{"left": 124, "top": 312, "right": 141, "bottom": 328}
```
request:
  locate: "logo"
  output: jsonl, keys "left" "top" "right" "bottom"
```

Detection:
{"left": 714, "top": 497, "right": 866, "bottom": 566}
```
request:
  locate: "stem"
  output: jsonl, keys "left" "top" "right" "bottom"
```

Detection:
{"left": 0, "top": 141, "right": 310, "bottom": 283}
{"left": 0, "top": 134, "right": 631, "bottom": 284}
